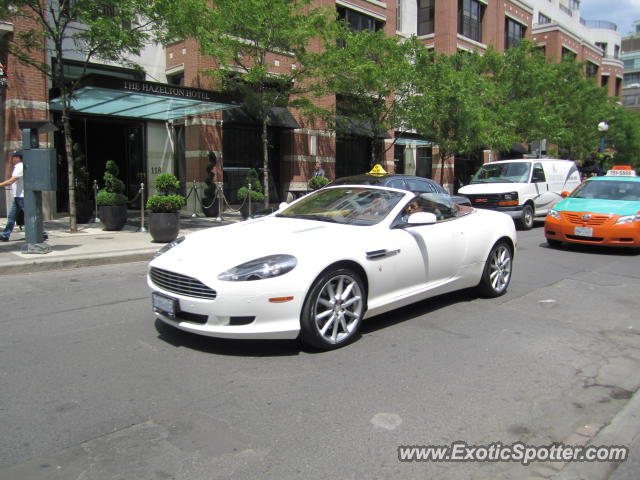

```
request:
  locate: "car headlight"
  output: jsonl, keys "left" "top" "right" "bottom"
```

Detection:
{"left": 217, "top": 254, "right": 297, "bottom": 281}
{"left": 547, "top": 209, "right": 561, "bottom": 220}
{"left": 153, "top": 236, "right": 185, "bottom": 258}
{"left": 498, "top": 192, "right": 519, "bottom": 206}
{"left": 615, "top": 214, "right": 640, "bottom": 224}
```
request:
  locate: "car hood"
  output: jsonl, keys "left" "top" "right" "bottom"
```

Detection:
{"left": 458, "top": 183, "right": 524, "bottom": 195}
{"left": 553, "top": 198, "right": 640, "bottom": 216}
{"left": 151, "top": 216, "right": 367, "bottom": 274}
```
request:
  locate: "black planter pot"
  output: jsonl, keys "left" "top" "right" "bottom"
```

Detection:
{"left": 148, "top": 212, "right": 180, "bottom": 243}
{"left": 99, "top": 205, "right": 127, "bottom": 231}
{"left": 76, "top": 199, "right": 94, "bottom": 224}
{"left": 202, "top": 199, "right": 219, "bottom": 217}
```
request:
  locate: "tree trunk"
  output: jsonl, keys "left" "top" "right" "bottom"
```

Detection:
{"left": 58, "top": 52, "right": 77, "bottom": 233}
{"left": 261, "top": 118, "right": 269, "bottom": 209}
{"left": 371, "top": 137, "right": 377, "bottom": 168}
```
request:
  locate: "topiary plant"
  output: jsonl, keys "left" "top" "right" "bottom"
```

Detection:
{"left": 237, "top": 168, "right": 265, "bottom": 202}
{"left": 308, "top": 175, "right": 330, "bottom": 190}
{"left": 146, "top": 173, "right": 186, "bottom": 213}
{"left": 96, "top": 160, "right": 127, "bottom": 206}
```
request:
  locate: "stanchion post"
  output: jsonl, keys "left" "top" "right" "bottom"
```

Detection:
{"left": 93, "top": 179, "right": 100, "bottom": 223}
{"left": 248, "top": 182, "right": 252, "bottom": 219}
{"left": 216, "top": 181, "right": 224, "bottom": 222}
{"left": 138, "top": 182, "right": 146, "bottom": 232}
{"left": 191, "top": 180, "right": 198, "bottom": 217}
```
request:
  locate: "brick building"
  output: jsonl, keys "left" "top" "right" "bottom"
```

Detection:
{"left": 1, "top": 0, "right": 624, "bottom": 218}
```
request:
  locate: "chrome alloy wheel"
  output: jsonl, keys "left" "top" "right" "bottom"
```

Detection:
{"left": 312, "top": 274, "right": 364, "bottom": 345}
{"left": 488, "top": 244, "right": 512, "bottom": 294}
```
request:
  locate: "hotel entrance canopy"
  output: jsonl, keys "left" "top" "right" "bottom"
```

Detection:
{"left": 49, "top": 74, "right": 241, "bottom": 121}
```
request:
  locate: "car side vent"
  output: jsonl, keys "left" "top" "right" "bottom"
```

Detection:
{"left": 150, "top": 267, "right": 217, "bottom": 300}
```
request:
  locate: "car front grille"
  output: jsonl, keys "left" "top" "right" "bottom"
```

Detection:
{"left": 150, "top": 267, "right": 217, "bottom": 300}
{"left": 564, "top": 213, "right": 609, "bottom": 225}
{"left": 465, "top": 194, "right": 500, "bottom": 208}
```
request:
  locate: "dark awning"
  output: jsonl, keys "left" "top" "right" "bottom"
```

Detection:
{"left": 49, "top": 74, "right": 242, "bottom": 121}
{"left": 222, "top": 106, "right": 300, "bottom": 129}
{"left": 336, "top": 116, "right": 392, "bottom": 139}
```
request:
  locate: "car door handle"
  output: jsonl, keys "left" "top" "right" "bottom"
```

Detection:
{"left": 366, "top": 249, "right": 400, "bottom": 259}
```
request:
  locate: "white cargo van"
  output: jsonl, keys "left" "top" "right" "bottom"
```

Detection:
{"left": 458, "top": 159, "right": 581, "bottom": 229}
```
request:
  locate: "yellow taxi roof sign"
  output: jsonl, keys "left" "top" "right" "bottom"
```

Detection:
{"left": 369, "top": 164, "right": 387, "bottom": 176}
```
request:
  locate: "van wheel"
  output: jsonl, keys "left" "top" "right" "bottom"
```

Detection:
{"left": 518, "top": 204, "right": 534, "bottom": 230}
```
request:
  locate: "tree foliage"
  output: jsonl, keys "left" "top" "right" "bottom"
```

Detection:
{"left": 0, "top": 0, "right": 168, "bottom": 230}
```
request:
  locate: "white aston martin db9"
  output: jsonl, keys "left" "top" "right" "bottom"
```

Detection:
{"left": 148, "top": 186, "right": 516, "bottom": 349}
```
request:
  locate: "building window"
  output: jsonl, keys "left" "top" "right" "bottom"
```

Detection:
{"left": 418, "top": 0, "right": 435, "bottom": 36}
{"left": 561, "top": 47, "right": 576, "bottom": 60}
{"left": 337, "top": 6, "right": 384, "bottom": 32}
{"left": 538, "top": 13, "right": 551, "bottom": 25}
{"left": 396, "top": 0, "right": 402, "bottom": 31}
{"left": 505, "top": 18, "right": 525, "bottom": 49}
{"left": 459, "top": 0, "right": 484, "bottom": 43}
{"left": 595, "top": 42, "right": 607, "bottom": 55}
{"left": 601, "top": 75, "right": 609, "bottom": 89}
{"left": 167, "top": 72, "right": 184, "bottom": 86}
{"left": 614, "top": 45, "right": 620, "bottom": 59}
{"left": 624, "top": 72, "right": 640, "bottom": 85}
{"left": 585, "top": 61, "right": 598, "bottom": 78}
{"left": 568, "top": 0, "right": 580, "bottom": 10}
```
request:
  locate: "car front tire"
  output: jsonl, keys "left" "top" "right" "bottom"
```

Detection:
{"left": 477, "top": 241, "right": 513, "bottom": 298}
{"left": 300, "top": 268, "right": 365, "bottom": 350}
{"left": 518, "top": 204, "right": 534, "bottom": 230}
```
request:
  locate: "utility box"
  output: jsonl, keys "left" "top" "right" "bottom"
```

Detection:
{"left": 18, "top": 120, "right": 58, "bottom": 254}
{"left": 19, "top": 120, "right": 58, "bottom": 192}
{"left": 24, "top": 149, "right": 57, "bottom": 191}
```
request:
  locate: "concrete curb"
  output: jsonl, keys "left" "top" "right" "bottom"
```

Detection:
{"left": 553, "top": 390, "right": 640, "bottom": 480}
{"left": 0, "top": 249, "right": 158, "bottom": 276}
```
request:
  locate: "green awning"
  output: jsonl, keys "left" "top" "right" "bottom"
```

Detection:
{"left": 49, "top": 74, "right": 241, "bottom": 121}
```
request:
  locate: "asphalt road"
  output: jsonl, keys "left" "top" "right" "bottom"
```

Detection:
{"left": 1, "top": 224, "right": 639, "bottom": 480}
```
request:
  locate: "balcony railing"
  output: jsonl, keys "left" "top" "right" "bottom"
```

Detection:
{"left": 581, "top": 19, "right": 618, "bottom": 31}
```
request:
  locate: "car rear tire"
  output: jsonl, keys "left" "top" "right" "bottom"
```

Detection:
{"left": 300, "top": 268, "right": 365, "bottom": 350}
{"left": 477, "top": 241, "right": 513, "bottom": 298}
{"left": 517, "top": 204, "right": 534, "bottom": 230}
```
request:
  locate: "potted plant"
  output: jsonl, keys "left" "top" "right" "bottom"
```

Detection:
{"left": 96, "top": 160, "right": 128, "bottom": 230}
{"left": 308, "top": 175, "right": 329, "bottom": 191}
{"left": 146, "top": 173, "right": 186, "bottom": 242}
{"left": 237, "top": 168, "right": 265, "bottom": 219}
{"left": 202, "top": 153, "right": 219, "bottom": 217}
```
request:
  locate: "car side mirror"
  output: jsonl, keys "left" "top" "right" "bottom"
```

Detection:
{"left": 408, "top": 212, "right": 437, "bottom": 225}
{"left": 560, "top": 191, "right": 570, "bottom": 198}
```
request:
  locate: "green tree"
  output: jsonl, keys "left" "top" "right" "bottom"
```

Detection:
{"left": 309, "top": 29, "right": 423, "bottom": 168}
{"left": 166, "top": 0, "right": 336, "bottom": 208}
{"left": 0, "top": 0, "right": 168, "bottom": 231}
{"left": 605, "top": 106, "right": 640, "bottom": 169}
{"left": 407, "top": 50, "right": 513, "bottom": 185}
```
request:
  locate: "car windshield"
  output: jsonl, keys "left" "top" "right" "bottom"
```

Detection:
{"left": 277, "top": 187, "right": 405, "bottom": 225}
{"left": 570, "top": 180, "right": 640, "bottom": 201}
{"left": 471, "top": 162, "right": 531, "bottom": 183}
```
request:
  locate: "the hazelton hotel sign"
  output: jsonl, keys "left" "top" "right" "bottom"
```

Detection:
{"left": 123, "top": 80, "right": 215, "bottom": 102}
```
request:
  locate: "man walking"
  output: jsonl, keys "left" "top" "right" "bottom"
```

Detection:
{"left": 312, "top": 161, "right": 326, "bottom": 178}
{"left": 1, "top": 151, "right": 45, "bottom": 242}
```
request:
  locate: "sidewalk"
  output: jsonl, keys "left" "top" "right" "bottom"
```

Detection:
{"left": 0, "top": 211, "right": 243, "bottom": 276}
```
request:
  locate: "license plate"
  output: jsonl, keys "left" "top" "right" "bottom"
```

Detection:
{"left": 574, "top": 226, "right": 593, "bottom": 237}
{"left": 152, "top": 292, "right": 177, "bottom": 317}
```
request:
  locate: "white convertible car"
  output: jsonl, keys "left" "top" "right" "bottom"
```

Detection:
{"left": 148, "top": 186, "right": 516, "bottom": 349}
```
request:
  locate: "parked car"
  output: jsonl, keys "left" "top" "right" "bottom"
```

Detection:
{"left": 458, "top": 158, "right": 581, "bottom": 230}
{"left": 544, "top": 166, "right": 640, "bottom": 249}
{"left": 148, "top": 185, "right": 516, "bottom": 350}
{"left": 330, "top": 168, "right": 471, "bottom": 206}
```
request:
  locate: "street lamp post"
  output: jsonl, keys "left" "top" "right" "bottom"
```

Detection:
{"left": 597, "top": 121, "right": 609, "bottom": 175}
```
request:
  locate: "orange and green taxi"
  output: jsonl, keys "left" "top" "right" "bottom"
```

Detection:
{"left": 544, "top": 166, "right": 640, "bottom": 248}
